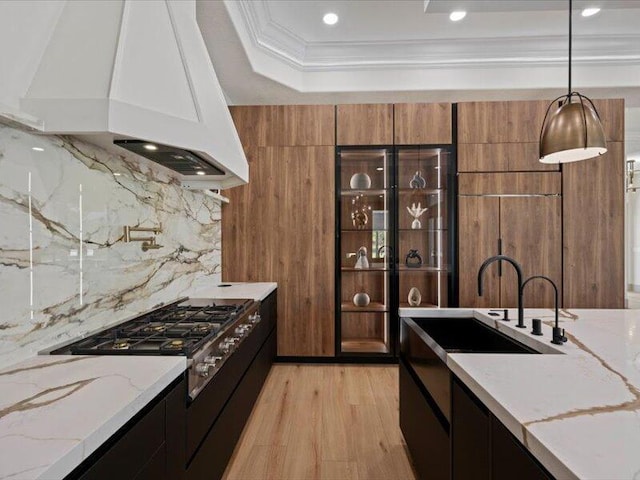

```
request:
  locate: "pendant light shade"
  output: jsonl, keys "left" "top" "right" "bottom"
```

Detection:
{"left": 538, "top": 0, "right": 607, "bottom": 164}
{"left": 539, "top": 94, "right": 607, "bottom": 163}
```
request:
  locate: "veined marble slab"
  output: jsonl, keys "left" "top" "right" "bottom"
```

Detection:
{"left": 0, "top": 355, "right": 186, "bottom": 480}
{"left": 401, "top": 307, "right": 640, "bottom": 479}
{"left": 0, "top": 123, "right": 222, "bottom": 369}
{"left": 186, "top": 282, "right": 277, "bottom": 301}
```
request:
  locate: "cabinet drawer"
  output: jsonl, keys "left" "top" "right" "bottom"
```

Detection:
{"left": 76, "top": 397, "right": 165, "bottom": 480}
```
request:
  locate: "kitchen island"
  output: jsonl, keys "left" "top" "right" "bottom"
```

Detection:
{"left": 400, "top": 307, "right": 640, "bottom": 480}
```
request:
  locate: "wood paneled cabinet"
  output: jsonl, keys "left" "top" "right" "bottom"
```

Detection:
{"left": 337, "top": 104, "right": 393, "bottom": 145}
{"left": 458, "top": 177, "right": 562, "bottom": 308}
{"left": 226, "top": 105, "right": 335, "bottom": 357}
{"left": 457, "top": 100, "right": 558, "bottom": 172}
{"left": 394, "top": 103, "right": 452, "bottom": 145}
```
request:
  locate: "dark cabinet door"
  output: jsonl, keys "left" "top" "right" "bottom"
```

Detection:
{"left": 76, "top": 392, "right": 167, "bottom": 480}
{"left": 491, "top": 417, "right": 552, "bottom": 480}
{"left": 399, "top": 361, "right": 450, "bottom": 480}
{"left": 451, "top": 379, "right": 490, "bottom": 480}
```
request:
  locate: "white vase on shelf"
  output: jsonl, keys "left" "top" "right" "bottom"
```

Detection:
{"left": 408, "top": 287, "right": 422, "bottom": 307}
{"left": 353, "top": 292, "right": 371, "bottom": 307}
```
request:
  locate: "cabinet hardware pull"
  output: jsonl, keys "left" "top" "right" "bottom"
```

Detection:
{"left": 498, "top": 238, "right": 502, "bottom": 277}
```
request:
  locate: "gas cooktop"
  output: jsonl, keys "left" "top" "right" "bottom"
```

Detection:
{"left": 52, "top": 298, "right": 254, "bottom": 357}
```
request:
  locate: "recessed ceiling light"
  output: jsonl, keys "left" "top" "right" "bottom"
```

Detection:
{"left": 31, "top": 147, "right": 44, "bottom": 152}
{"left": 581, "top": 7, "right": 601, "bottom": 17}
{"left": 143, "top": 144, "right": 158, "bottom": 151}
{"left": 196, "top": 171, "right": 206, "bottom": 176}
{"left": 449, "top": 11, "right": 466, "bottom": 21}
{"left": 323, "top": 13, "right": 338, "bottom": 25}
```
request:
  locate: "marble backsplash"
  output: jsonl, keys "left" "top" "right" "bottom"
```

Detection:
{"left": 0, "top": 122, "right": 222, "bottom": 368}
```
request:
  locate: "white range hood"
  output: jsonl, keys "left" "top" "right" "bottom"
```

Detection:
{"left": 5, "top": 0, "right": 248, "bottom": 189}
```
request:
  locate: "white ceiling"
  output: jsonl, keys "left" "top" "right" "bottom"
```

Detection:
{"left": 196, "top": 0, "right": 640, "bottom": 155}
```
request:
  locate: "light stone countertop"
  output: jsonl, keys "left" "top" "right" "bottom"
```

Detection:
{"left": 0, "top": 355, "right": 186, "bottom": 480}
{"left": 0, "top": 282, "right": 276, "bottom": 479}
{"left": 400, "top": 307, "right": 640, "bottom": 480}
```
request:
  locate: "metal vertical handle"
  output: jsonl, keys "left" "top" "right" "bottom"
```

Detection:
{"left": 497, "top": 238, "right": 503, "bottom": 277}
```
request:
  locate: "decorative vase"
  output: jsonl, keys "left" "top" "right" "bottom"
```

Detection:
{"left": 354, "top": 246, "right": 370, "bottom": 269}
{"left": 352, "top": 292, "right": 370, "bottom": 307}
{"left": 405, "top": 249, "right": 423, "bottom": 268}
{"left": 408, "top": 287, "right": 422, "bottom": 307}
{"left": 409, "top": 171, "right": 426, "bottom": 189}
{"left": 350, "top": 173, "right": 372, "bottom": 190}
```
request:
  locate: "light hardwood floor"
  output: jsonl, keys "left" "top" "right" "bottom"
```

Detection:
{"left": 223, "top": 364, "right": 417, "bottom": 480}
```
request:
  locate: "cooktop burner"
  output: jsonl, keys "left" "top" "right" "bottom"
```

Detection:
{"left": 53, "top": 298, "right": 253, "bottom": 357}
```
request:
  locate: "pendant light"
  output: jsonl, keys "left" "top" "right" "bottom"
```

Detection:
{"left": 539, "top": 0, "right": 607, "bottom": 164}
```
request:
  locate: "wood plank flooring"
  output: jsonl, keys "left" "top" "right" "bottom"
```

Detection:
{"left": 223, "top": 364, "right": 417, "bottom": 480}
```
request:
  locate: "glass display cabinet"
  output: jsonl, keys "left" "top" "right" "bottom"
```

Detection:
{"left": 335, "top": 145, "right": 455, "bottom": 358}
{"left": 336, "top": 147, "right": 394, "bottom": 355}
{"left": 396, "top": 146, "right": 453, "bottom": 310}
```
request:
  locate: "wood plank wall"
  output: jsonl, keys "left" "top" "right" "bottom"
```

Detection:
{"left": 225, "top": 105, "right": 336, "bottom": 357}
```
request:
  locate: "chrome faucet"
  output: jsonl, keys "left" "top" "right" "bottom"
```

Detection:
{"left": 522, "top": 275, "right": 566, "bottom": 345}
{"left": 477, "top": 255, "right": 526, "bottom": 329}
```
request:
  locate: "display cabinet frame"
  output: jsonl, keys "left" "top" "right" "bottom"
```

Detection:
{"left": 335, "top": 144, "right": 457, "bottom": 358}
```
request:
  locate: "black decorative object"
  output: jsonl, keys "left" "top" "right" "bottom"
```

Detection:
{"left": 405, "top": 249, "right": 423, "bottom": 268}
{"left": 409, "top": 171, "right": 426, "bottom": 188}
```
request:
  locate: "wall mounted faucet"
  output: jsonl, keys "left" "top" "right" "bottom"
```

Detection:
{"left": 123, "top": 225, "right": 163, "bottom": 252}
{"left": 522, "top": 275, "right": 566, "bottom": 345}
{"left": 477, "top": 255, "right": 526, "bottom": 328}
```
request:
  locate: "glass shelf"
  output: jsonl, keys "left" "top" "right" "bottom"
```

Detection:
{"left": 398, "top": 188, "right": 445, "bottom": 194}
{"left": 398, "top": 302, "right": 438, "bottom": 309}
{"left": 341, "top": 189, "right": 389, "bottom": 196}
{"left": 398, "top": 228, "right": 448, "bottom": 232}
{"left": 340, "top": 302, "right": 388, "bottom": 312}
{"left": 341, "top": 339, "right": 389, "bottom": 354}
{"left": 341, "top": 267, "right": 390, "bottom": 272}
{"left": 398, "top": 265, "right": 448, "bottom": 272}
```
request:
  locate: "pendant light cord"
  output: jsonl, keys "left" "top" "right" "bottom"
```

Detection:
{"left": 568, "top": 0, "right": 572, "bottom": 95}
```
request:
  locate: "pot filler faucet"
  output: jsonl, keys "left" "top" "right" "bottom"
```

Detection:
{"left": 477, "top": 255, "right": 526, "bottom": 328}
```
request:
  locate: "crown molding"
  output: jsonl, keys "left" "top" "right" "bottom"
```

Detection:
{"left": 227, "top": 0, "right": 640, "bottom": 72}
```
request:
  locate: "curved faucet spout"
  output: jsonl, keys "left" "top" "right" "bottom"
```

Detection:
{"left": 522, "top": 275, "right": 565, "bottom": 345}
{"left": 477, "top": 255, "right": 526, "bottom": 328}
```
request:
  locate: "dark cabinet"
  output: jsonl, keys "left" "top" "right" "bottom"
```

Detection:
{"left": 452, "top": 379, "right": 490, "bottom": 480}
{"left": 451, "top": 376, "right": 553, "bottom": 480}
{"left": 70, "top": 377, "right": 186, "bottom": 480}
{"left": 399, "top": 360, "right": 450, "bottom": 480}
{"left": 186, "top": 291, "right": 277, "bottom": 480}
{"left": 492, "top": 418, "right": 552, "bottom": 480}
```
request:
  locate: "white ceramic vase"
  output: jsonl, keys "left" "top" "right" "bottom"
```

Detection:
{"left": 408, "top": 287, "right": 422, "bottom": 307}
{"left": 353, "top": 292, "right": 371, "bottom": 307}
{"left": 350, "top": 173, "right": 372, "bottom": 190}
